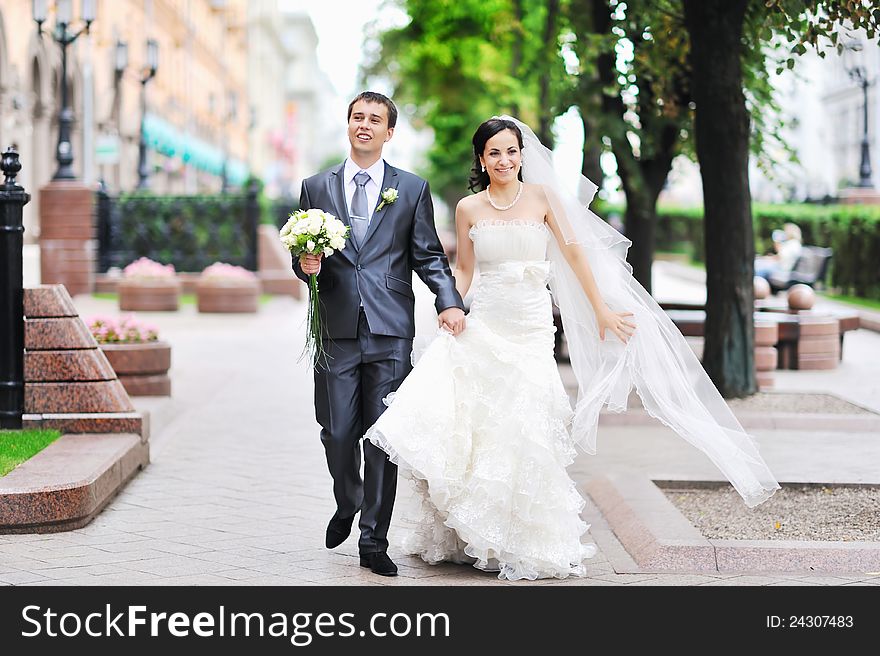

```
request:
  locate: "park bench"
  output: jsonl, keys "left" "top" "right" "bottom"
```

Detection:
{"left": 768, "top": 245, "right": 833, "bottom": 293}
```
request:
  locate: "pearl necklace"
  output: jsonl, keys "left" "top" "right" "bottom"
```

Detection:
{"left": 486, "top": 181, "right": 523, "bottom": 211}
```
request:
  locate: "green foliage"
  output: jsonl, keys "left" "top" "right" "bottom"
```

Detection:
{"left": 109, "top": 193, "right": 254, "bottom": 272}
{"left": 604, "top": 202, "right": 880, "bottom": 299}
{"left": 364, "top": 0, "right": 568, "bottom": 207}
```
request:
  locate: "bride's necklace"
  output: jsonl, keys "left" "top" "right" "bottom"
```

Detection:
{"left": 486, "top": 181, "right": 523, "bottom": 211}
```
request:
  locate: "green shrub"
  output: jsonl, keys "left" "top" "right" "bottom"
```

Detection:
{"left": 593, "top": 203, "right": 880, "bottom": 300}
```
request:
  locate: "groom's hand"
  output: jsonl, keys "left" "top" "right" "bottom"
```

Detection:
{"left": 438, "top": 307, "right": 466, "bottom": 336}
{"left": 299, "top": 253, "right": 322, "bottom": 275}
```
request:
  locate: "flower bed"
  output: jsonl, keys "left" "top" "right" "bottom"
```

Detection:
{"left": 118, "top": 257, "right": 181, "bottom": 311}
{"left": 87, "top": 315, "right": 171, "bottom": 396}
{"left": 196, "top": 262, "right": 260, "bottom": 313}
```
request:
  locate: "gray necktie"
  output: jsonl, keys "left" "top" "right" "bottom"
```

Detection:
{"left": 350, "top": 170, "right": 371, "bottom": 247}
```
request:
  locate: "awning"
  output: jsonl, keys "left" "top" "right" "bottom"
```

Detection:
{"left": 142, "top": 113, "right": 249, "bottom": 185}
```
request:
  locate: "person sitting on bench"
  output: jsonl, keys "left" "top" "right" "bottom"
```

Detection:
{"left": 756, "top": 222, "right": 802, "bottom": 283}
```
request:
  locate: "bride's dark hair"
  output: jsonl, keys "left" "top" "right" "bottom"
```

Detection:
{"left": 468, "top": 118, "right": 525, "bottom": 192}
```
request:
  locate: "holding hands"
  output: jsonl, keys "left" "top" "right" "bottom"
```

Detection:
{"left": 439, "top": 307, "right": 466, "bottom": 336}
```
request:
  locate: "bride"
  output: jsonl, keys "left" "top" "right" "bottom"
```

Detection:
{"left": 365, "top": 116, "right": 779, "bottom": 581}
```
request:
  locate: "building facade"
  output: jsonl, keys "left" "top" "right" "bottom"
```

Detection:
{"left": 0, "top": 0, "right": 332, "bottom": 244}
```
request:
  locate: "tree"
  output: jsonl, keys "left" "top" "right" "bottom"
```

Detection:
{"left": 364, "top": 0, "right": 569, "bottom": 210}
{"left": 682, "top": 0, "right": 880, "bottom": 396}
{"left": 564, "top": 0, "right": 693, "bottom": 293}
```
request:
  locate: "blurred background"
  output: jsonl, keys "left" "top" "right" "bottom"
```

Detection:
{"left": 1, "top": 1, "right": 877, "bottom": 309}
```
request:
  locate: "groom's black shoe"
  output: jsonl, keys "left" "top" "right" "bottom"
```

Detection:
{"left": 325, "top": 514, "right": 355, "bottom": 549}
{"left": 360, "top": 552, "right": 398, "bottom": 576}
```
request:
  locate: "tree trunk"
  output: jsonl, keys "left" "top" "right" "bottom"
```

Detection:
{"left": 537, "top": 0, "right": 561, "bottom": 147}
{"left": 683, "top": 0, "right": 756, "bottom": 397}
{"left": 579, "top": 110, "right": 604, "bottom": 191}
{"left": 623, "top": 194, "right": 657, "bottom": 294}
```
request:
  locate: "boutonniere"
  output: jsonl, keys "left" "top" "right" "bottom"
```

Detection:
{"left": 376, "top": 187, "right": 399, "bottom": 211}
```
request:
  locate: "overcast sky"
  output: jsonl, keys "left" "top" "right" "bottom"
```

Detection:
{"left": 279, "top": 0, "right": 403, "bottom": 98}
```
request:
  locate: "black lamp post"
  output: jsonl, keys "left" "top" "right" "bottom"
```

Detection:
{"left": 843, "top": 39, "right": 874, "bottom": 189}
{"left": 137, "top": 39, "right": 159, "bottom": 190}
{"left": 33, "top": 0, "right": 96, "bottom": 181}
{"left": 220, "top": 90, "right": 236, "bottom": 194}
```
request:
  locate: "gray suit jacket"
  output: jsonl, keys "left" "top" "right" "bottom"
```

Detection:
{"left": 292, "top": 161, "right": 463, "bottom": 339}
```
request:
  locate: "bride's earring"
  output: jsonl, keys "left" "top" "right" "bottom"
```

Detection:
{"left": 481, "top": 164, "right": 486, "bottom": 173}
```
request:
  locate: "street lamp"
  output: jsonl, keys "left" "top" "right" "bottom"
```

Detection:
{"left": 33, "top": 0, "right": 96, "bottom": 181}
{"left": 136, "top": 39, "right": 159, "bottom": 190}
{"left": 843, "top": 39, "right": 874, "bottom": 189}
{"left": 220, "top": 90, "right": 236, "bottom": 194}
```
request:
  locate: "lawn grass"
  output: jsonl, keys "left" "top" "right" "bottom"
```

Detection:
{"left": 819, "top": 293, "right": 880, "bottom": 311}
{"left": 0, "top": 429, "right": 62, "bottom": 477}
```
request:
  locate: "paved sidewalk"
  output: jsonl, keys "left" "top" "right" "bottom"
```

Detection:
{"left": 1, "top": 270, "right": 878, "bottom": 586}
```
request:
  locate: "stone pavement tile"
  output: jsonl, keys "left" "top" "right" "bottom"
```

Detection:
{"left": 156, "top": 574, "right": 245, "bottom": 585}
{"left": 117, "top": 556, "right": 224, "bottom": 577}
{"left": 30, "top": 551, "right": 162, "bottom": 569}
{"left": 20, "top": 565, "right": 107, "bottom": 581}
{"left": 765, "top": 580, "right": 826, "bottom": 586}
{"left": 0, "top": 570, "right": 51, "bottom": 585}
{"left": 587, "top": 572, "right": 663, "bottom": 585}
{"left": 778, "top": 574, "right": 865, "bottom": 585}
{"left": 94, "top": 540, "right": 170, "bottom": 554}
{"left": 186, "top": 551, "right": 274, "bottom": 570}
{"left": 211, "top": 575, "right": 293, "bottom": 586}
{"left": 627, "top": 574, "right": 725, "bottom": 586}
{"left": 151, "top": 541, "right": 215, "bottom": 556}
{"left": 213, "top": 568, "right": 269, "bottom": 581}
{"left": 241, "top": 562, "right": 331, "bottom": 583}
{"left": 89, "top": 571, "right": 168, "bottom": 585}
{"left": 0, "top": 555, "right": 54, "bottom": 570}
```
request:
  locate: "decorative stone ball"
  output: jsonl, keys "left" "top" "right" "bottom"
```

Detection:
{"left": 753, "top": 276, "right": 771, "bottom": 300}
{"left": 787, "top": 283, "right": 815, "bottom": 310}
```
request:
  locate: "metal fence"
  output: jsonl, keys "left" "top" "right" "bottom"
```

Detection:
{"left": 96, "top": 183, "right": 260, "bottom": 273}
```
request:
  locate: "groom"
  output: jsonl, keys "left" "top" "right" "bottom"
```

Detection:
{"left": 293, "top": 92, "right": 465, "bottom": 576}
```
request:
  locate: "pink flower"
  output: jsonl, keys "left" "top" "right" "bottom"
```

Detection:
{"left": 123, "top": 257, "right": 177, "bottom": 280}
{"left": 86, "top": 314, "right": 160, "bottom": 344}
{"left": 200, "top": 262, "right": 258, "bottom": 284}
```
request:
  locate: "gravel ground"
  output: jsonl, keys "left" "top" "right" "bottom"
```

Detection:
{"left": 662, "top": 484, "right": 880, "bottom": 541}
{"left": 724, "top": 392, "right": 875, "bottom": 415}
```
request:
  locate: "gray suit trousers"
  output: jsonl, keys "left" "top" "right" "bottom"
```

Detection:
{"left": 313, "top": 309, "right": 413, "bottom": 554}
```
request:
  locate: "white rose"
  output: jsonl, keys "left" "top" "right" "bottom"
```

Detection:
{"left": 330, "top": 237, "right": 345, "bottom": 250}
{"left": 323, "top": 247, "right": 334, "bottom": 257}
{"left": 306, "top": 208, "right": 323, "bottom": 221}
{"left": 308, "top": 216, "right": 324, "bottom": 234}
{"left": 306, "top": 240, "right": 315, "bottom": 252}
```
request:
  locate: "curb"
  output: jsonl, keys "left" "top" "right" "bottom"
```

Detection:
{"left": 598, "top": 408, "right": 880, "bottom": 432}
{"left": 0, "top": 433, "right": 149, "bottom": 534}
{"left": 584, "top": 474, "right": 880, "bottom": 574}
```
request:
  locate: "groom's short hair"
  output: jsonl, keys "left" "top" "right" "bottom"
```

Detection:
{"left": 347, "top": 92, "right": 398, "bottom": 129}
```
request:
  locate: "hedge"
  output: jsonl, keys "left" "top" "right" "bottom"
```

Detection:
{"left": 595, "top": 203, "right": 880, "bottom": 300}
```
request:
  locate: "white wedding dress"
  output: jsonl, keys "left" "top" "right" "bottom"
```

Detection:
{"left": 366, "top": 219, "right": 597, "bottom": 581}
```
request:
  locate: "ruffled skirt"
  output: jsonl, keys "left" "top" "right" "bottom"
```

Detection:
{"left": 365, "top": 265, "right": 597, "bottom": 580}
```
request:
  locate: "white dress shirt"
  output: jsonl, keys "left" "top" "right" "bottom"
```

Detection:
{"left": 343, "top": 157, "right": 385, "bottom": 223}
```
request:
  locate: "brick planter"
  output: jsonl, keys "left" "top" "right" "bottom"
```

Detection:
{"left": 118, "top": 279, "right": 181, "bottom": 311}
{"left": 196, "top": 279, "right": 260, "bottom": 313}
{"left": 100, "top": 341, "right": 172, "bottom": 396}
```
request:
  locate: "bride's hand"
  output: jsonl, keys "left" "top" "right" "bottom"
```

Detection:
{"left": 598, "top": 308, "right": 636, "bottom": 343}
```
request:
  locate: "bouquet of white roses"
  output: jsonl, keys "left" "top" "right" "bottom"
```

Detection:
{"left": 279, "top": 209, "right": 350, "bottom": 366}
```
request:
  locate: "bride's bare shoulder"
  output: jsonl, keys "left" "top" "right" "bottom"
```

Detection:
{"left": 455, "top": 192, "right": 484, "bottom": 223}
